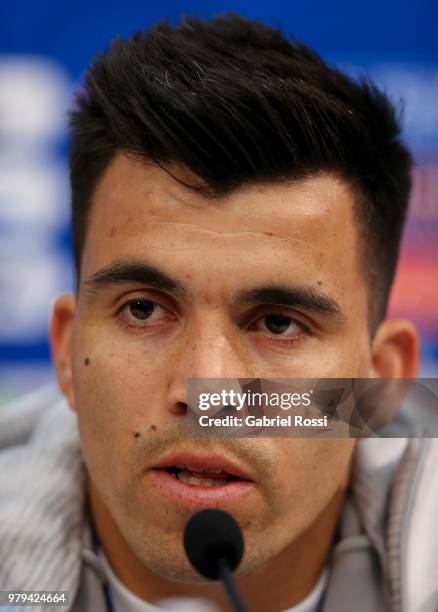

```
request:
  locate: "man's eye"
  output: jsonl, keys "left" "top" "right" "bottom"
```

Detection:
{"left": 254, "top": 312, "right": 306, "bottom": 338}
{"left": 121, "top": 299, "right": 167, "bottom": 325}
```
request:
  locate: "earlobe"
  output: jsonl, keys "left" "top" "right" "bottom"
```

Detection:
{"left": 49, "top": 294, "right": 77, "bottom": 411}
{"left": 370, "top": 319, "right": 420, "bottom": 379}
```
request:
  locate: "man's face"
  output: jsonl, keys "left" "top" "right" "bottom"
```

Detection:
{"left": 65, "top": 153, "right": 372, "bottom": 581}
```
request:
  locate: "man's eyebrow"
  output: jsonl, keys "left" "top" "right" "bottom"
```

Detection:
{"left": 83, "top": 262, "right": 343, "bottom": 320}
{"left": 236, "top": 285, "right": 344, "bottom": 320}
{"left": 83, "top": 261, "right": 187, "bottom": 297}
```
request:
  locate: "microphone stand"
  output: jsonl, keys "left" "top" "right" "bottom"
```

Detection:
{"left": 217, "top": 557, "right": 248, "bottom": 612}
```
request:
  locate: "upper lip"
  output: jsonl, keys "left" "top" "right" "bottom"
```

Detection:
{"left": 151, "top": 452, "right": 253, "bottom": 481}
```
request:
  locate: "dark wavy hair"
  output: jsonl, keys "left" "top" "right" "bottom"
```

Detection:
{"left": 69, "top": 13, "right": 412, "bottom": 331}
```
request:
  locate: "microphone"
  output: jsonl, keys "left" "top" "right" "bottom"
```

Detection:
{"left": 183, "top": 508, "right": 248, "bottom": 612}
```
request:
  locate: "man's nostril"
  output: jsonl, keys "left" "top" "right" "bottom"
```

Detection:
{"left": 173, "top": 402, "right": 188, "bottom": 417}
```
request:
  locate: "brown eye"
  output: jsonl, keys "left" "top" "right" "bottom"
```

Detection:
{"left": 121, "top": 299, "right": 168, "bottom": 325}
{"left": 255, "top": 312, "right": 306, "bottom": 338}
{"left": 128, "top": 299, "right": 154, "bottom": 320}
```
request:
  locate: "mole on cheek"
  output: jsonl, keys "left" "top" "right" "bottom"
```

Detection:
{"left": 149, "top": 424, "right": 157, "bottom": 432}
{"left": 133, "top": 432, "right": 141, "bottom": 438}
{"left": 84, "top": 357, "right": 90, "bottom": 366}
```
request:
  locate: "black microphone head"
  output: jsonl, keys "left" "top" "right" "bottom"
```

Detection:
{"left": 183, "top": 509, "right": 244, "bottom": 580}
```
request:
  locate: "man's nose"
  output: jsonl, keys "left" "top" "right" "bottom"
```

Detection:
{"left": 187, "top": 331, "right": 250, "bottom": 379}
{"left": 164, "top": 319, "right": 252, "bottom": 415}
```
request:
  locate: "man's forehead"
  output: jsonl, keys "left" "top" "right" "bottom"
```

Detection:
{"left": 88, "top": 152, "right": 358, "bottom": 243}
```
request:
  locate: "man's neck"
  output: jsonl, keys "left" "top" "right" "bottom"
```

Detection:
{"left": 87, "top": 476, "right": 346, "bottom": 612}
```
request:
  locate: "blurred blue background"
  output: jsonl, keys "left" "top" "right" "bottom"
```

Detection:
{"left": 1, "top": 0, "right": 437, "bottom": 404}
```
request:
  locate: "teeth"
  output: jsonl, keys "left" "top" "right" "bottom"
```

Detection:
{"left": 177, "top": 469, "right": 227, "bottom": 487}
{"left": 183, "top": 465, "right": 223, "bottom": 474}
{"left": 200, "top": 479, "right": 224, "bottom": 486}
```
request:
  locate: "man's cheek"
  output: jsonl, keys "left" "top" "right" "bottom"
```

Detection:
{"left": 73, "top": 346, "right": 135, "bottom": 410}
{"left": 269, "top": 444, "right": 344, "bottom": 509}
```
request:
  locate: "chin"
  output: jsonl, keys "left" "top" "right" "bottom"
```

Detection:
{"left": 139, "top": 553, "right": 209, "bottom": 584}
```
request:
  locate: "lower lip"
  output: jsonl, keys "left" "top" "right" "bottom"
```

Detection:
{"left": 147, "top": 469, "right": 253, "bottom": 508}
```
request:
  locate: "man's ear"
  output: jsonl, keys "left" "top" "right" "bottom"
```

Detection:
{"left": 50, "top": 294, "right": 77, "bottom": 411}
{"left": 370, "top": 318, "right": 420, "bottom": 378}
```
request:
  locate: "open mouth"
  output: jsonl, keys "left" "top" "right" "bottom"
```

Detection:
{"left": 164, "top": 465, "right": 242, "bottom": 487}
{"left": 149, "top": 455, "right": 253, "bottom": 505}
{"left": 149, "top": 453, "right": 254, "bottom": 507}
